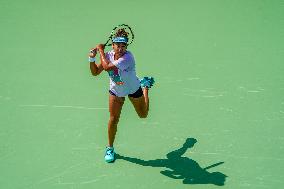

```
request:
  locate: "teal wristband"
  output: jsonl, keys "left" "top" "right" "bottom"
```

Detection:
{"left": 89, "top": 57, "right": 96, "bottom": 62}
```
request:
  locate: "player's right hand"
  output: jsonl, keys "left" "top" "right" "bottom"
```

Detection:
{"left": 96, "top": 44, "right": 105, "bottom": 51}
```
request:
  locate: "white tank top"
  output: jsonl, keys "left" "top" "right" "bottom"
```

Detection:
{"left": 105, "top": 50, "right": 140, "bottom": 97}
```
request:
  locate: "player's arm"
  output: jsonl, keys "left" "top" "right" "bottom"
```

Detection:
{"left": 166, "top": 138, "right": 197, "bottom": 159}
{"left": 96, "top": 44, "right": 117, "bottom": 71}
{"left": 89, "top": 49, "right": 104, "bottom": 76}
{"left": 90, "top": 62, "right": 103, "bottom": 76}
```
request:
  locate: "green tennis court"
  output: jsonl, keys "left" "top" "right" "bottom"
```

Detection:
{"left": 1, "top": 0, "right": 284, "bottom": 188}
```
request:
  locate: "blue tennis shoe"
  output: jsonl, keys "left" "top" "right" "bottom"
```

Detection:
{"left": 105, "top": 147, "right": 115, "bottom": 163}
{"left": 140, "top": 77, "right": 155, "bottom": 89}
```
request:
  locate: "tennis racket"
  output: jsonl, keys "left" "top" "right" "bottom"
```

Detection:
{"left": 104, "top": 24, "right": 134, "bottom": 47}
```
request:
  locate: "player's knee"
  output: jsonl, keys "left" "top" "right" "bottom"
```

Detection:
{"left": 138, "top": 112, "right": 148, "bottom": 118}
{"left": 109, "top": 115, "right": 120, "bottom": 124}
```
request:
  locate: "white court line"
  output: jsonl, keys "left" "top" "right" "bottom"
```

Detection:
{"left": 80, "top": 179, "right": 98, "bottom": 184}
{"left": 19, "top": 104, "right": 48, "bottom": 107}
{"left": 19, "top": 104, "right": 107, "bottom": 110}
{"left": 32, "top": 162, "right": 84, "bottom": 186}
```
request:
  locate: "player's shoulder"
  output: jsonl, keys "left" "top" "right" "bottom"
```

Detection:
{"left": 125, "top": 50, "right": 133, "bottom": 55}
{"left": 124, "top": 51, "right": 134, "bottom": 59}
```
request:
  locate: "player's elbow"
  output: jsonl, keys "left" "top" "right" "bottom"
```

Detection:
{"left": 92, "top": 73, "right": 99, "bottom": 76}
{"left": 90, "top": 70, "right": 99, "bottom": 76}
{"left": 138, "top": 112, "right": 148, "bottom": 118}
{"left": 103, "top": 66, "right": 112, "bottom": 71}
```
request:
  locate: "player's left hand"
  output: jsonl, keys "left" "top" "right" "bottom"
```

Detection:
{"left": 89, "top": 48, "right": 97, "bottom": 57}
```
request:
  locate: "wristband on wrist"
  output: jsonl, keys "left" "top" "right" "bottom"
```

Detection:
{"left": 89, "top": 57, "right": 96, "bottom": 62}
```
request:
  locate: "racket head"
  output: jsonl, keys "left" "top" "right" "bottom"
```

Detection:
{"left": 104, "top": 24, "right": 134, "bottom": 47}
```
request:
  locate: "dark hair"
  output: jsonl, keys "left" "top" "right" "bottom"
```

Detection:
{"left": 114, "top": 28, "right": 129, "bottom": 40}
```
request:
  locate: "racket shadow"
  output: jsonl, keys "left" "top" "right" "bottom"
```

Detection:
{"left": 116, "top": 138, "right": 227, "bottom": 186}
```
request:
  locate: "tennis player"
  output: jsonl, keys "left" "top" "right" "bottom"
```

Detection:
{"left": 89, "top": 29, "right": 155, "bottom": 163}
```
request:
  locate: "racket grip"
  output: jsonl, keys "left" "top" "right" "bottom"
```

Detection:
{"left": 90, "top": 49, "right": 97, "bottom": 53}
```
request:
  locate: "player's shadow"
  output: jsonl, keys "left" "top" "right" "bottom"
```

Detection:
{"left": 116, "top": 138, "right": 227, "bottom": 186}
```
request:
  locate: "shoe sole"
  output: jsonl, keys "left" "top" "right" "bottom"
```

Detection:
{"left": 105, "top": 154, "right": 116, "bottom": 163}
{"left": 105, "top": 158, "right": 115, "bottom": 163}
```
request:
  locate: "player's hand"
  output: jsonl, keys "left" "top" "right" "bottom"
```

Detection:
{"left": 96, "top": 44, "right": 105, "bottom": 51}
{"left": 183, "top": 138, "right": 197, "bottom": 148}
{"left": 89, "top": 48, "right": 97, "bottom": 57}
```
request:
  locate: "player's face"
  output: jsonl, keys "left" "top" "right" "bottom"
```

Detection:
{"left": 112, "top": 42, "right": 127, "bottom": 58}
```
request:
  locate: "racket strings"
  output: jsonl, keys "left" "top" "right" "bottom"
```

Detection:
{"left": 105, "top": 24, "right": 134, "bottom": 46}
{"left": 114, "top": 28, "right": 129, "bottom": 38}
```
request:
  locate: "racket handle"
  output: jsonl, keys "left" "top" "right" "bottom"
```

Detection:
{"left": 90, "top": 49, "right": 97, "bottom": 53}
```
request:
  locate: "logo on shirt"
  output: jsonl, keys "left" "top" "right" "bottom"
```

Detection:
{"left": 108, "top": 68, "right": 124, "bottom": 85}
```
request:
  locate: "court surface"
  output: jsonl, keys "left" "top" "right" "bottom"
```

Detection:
{"left": 1, "top": 0, "right": 284, "bottom": 188}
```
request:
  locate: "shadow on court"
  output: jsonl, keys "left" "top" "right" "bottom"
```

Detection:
{"left": 116, "top": 138, "right": 227, "bottom": 186}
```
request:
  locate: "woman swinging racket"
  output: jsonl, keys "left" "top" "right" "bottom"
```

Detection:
{"left": 89, "top": 26, "right": 155, "bottom": 163}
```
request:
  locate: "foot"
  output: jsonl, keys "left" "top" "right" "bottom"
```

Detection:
{"left": 104, "top": 147, "right": 115, "bottom": 163}
{"left": 140, "top": 77, "right": 155, "bottom": 89}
